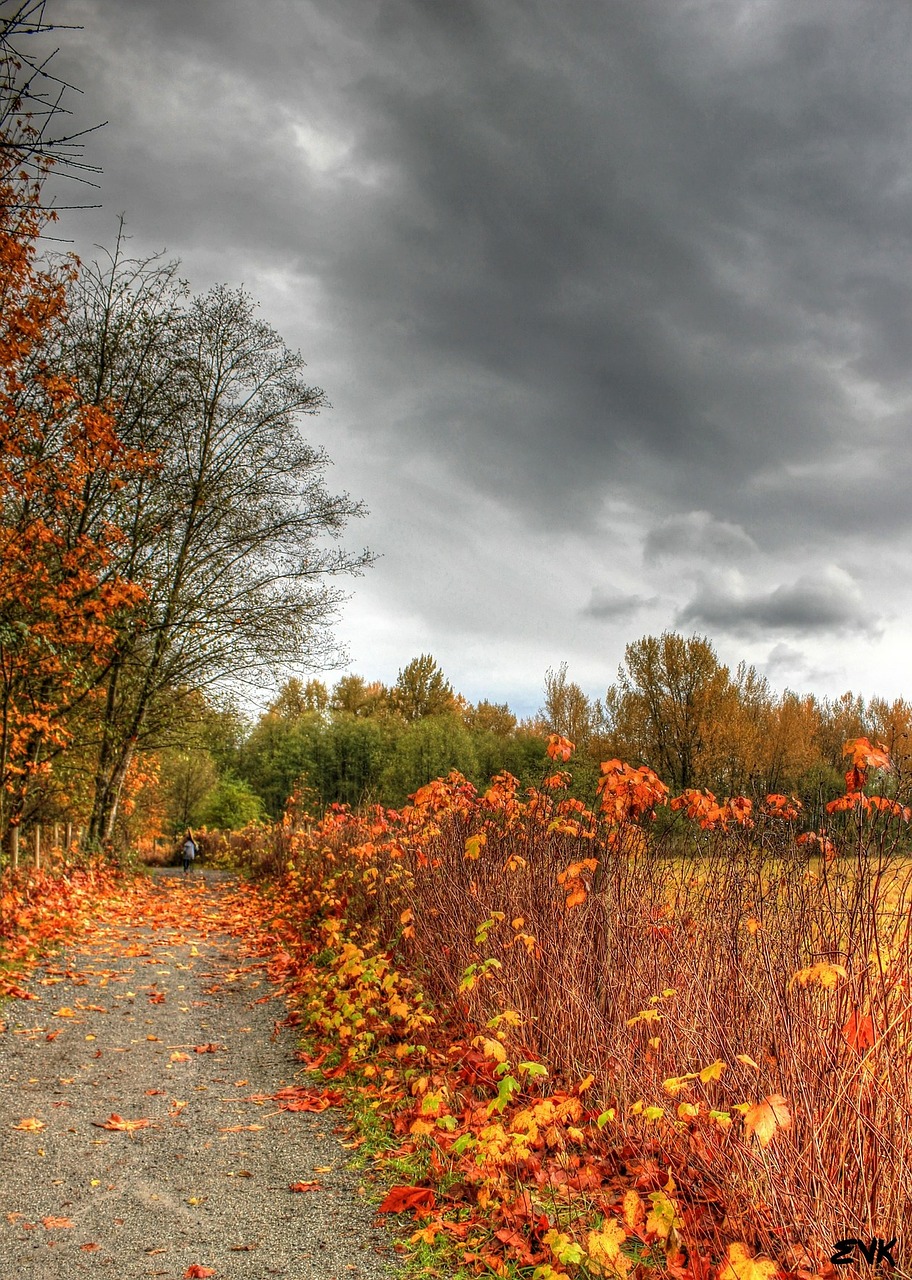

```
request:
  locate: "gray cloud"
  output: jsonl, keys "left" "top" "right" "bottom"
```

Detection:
{"left": 644, "top": 511, "right": 758, "bottom": 564}
{"left": 582, "top": 589, "right": 659, "bottom": 621}
{"left": 677, "top": 567, "right": 876, "bottom": 638}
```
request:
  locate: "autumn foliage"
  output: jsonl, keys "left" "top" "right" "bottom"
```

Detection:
{"left": 217, "top": 734, "right": 912, "bottom": 1279}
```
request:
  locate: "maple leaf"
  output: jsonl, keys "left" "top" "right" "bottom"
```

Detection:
{"left": 842, "top": 1009, "right": 877, "bottom": 1053}
{"left": 288, "top": 1181, "right": 321, "bottom": 1193}
{"left": 377, "top": 1185, "right": 436, "bottom": 1216}
{"left": 742, "top": 1094, "right": 792, "bottom": 1147}
{"left": 92, "top": 1113, "right": 153, "bottom": 1133}
{"left": 719, "top": 1242, "right": 779, "bottom": 1280}
{"left": 13, "top": 1117, "right": 45, "bottom": 1131}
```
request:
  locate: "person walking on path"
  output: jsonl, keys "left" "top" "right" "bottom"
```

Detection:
{"left": 181, "top": 829, "right": 198, "bottom": 875}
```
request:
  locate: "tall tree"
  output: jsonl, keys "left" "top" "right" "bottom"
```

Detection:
{"left": 603, "top": 633, "right": 735, "bottom": 791}
{"left": 392, "top": 655, "right": 456, "bottom": 722}
{"left": 54, "top": 240, "right": 372, "bottom": 843}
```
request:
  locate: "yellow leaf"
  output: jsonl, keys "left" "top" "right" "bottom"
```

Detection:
{"left": 789, "top": 961, "right": 847, "bottom": 990}
{"left": 735, "top": 1053, "right": 761, "bottom": 1070}
{"left": 587, "top": 1218, "right": 631, "bottom": 1277}
{"left": 698, "top": 1059, "right": 727, "bottom": 1084}
{"left": 718, "top": 1242, "right": 779, "bottom": 1280}
{"left": 743, "top": 1094, "right": 792, "bottom": 1147}
{"left": 473, "top": 1035, "right": 507, "bottom": 1064}
{"left": 621, "top": 1189, "right": 643, "bottom": 1230}
{"left": 464, "top": 834, "right": 486, "bottom": 860}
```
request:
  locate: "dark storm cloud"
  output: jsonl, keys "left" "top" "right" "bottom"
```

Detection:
{"left": 676, "top": 568, "right": 876, "bottom": 638}
{"left": 55, "top": 0, "right": 912, "bottom": 541}
{"left": 42, "top": 0, "right": 912, "bottom": 700}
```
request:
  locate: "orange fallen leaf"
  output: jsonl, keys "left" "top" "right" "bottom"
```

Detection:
{"left": 377, "top": 1185, "right": 436, "bottom": 1215}
{"left": 193, "top": 1043, "right": 222, "bottom": 1053}
{"left": 92, "top": 1114, "right": 153, "bottom": 1133}
{"left": 13, "top": 1117, "right": 45, "bottom": 1131}
{"left": 53, "top": 1007, "right": 76, "bottom": 1018}
{"left": 170, "top": 1051, "right": 190, "bottom": 1062}
{"left": 184, "top": 1268, "right": 217, "bottom": 1279}
{"left": 288, "top": 1181, "right": 321, "bottom": 1193}
{"left": 80, "top": 1242, "right": 100, "bottom": 1251}
{"left": 42, "top": 1216, "right": 73, "bottom": 1229}
{"left": 45, "top": 1030, "right": 62, "bottom": 1042}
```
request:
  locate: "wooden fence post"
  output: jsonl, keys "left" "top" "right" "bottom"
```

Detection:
{"left": 66, "top": 822, "right": 73, "bottom": 851}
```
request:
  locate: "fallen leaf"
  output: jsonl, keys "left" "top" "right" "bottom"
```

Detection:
{"left": 42, "top": 1216, "right": 73, "bottom": 1230}
{"left": 289, "top": 1181, "right": 321, "bottom": 1193}
{"left": 13, "top": 1117, "right": 45, "bottom": 1131}
{"left": 92, "top": 1114, "right": 153, "bottom": 1133}
{"left": 53, "top": 1008, "right": 76, "bottom": 1018}
{"left": 377, "top": 1185, "right": 436, "bottom": 1216}
{"left": 193, "top": 1043, "right": 222, "bottom": 1053}
{"left": 80, "top": 1242, "right": 100, "bottom": 1251}
{"left": 719, "top": 1242, "right": 779, "bottom": 1280}
{"left": 170, "top": 1051, "right": 190, "bottom": 1063}
{"left": 184, "top": 1268, "right": 217, "bottom": 1279}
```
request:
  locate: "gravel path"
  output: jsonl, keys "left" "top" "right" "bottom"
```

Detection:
{"left": 0, "top": 870, "right": 397, "bottom": 1279}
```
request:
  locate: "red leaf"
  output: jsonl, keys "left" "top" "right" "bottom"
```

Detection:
{"left": 377, "top": 1185, "right": 436, "bottom": 1216}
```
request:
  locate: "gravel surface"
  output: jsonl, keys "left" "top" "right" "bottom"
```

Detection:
{"left": 0, "top": 870, "right": 398, "bottom": 1280}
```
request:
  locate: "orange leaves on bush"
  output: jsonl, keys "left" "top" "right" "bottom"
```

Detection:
{"left": 557, "top": 858, "right": 598, "bottom": 909}
{"left": 598, "top": 760, "right": 668, "bottom": 824}
{"left": 761, "top": 793, "right": 801, "bottom": 820}
{"left": 670, "top": 789, "right": 752, "bottom": 830}
{"left": 796, "top": 830, "right": 836, "bottom": 861}
{"left": 377, "top": 1185, "right": 436, "bottom": 1216}
{"left": 546, "top": 734, "right": 575, "bottom": 762}
{"left": 742, "top": 1094, "right": 791, "bottom": 1147}
{"left": 842, "top": 1008, "right": 878, "bottom": 1053}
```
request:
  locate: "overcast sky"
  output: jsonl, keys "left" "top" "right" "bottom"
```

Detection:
{"left": 44, "top": 0, "right": 912, "bottom": 715}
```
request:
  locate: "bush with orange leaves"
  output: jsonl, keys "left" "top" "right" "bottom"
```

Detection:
{"left": 229, "top": 735, "right": 912, "bottom": 1277}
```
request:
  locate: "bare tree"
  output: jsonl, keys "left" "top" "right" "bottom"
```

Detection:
{"left": 0, "top": 0, "right": 102, "bottom": 210}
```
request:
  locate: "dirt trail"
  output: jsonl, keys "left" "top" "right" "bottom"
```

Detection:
{"left": 0, "top": 870, "right": 395, "bottom": 1280}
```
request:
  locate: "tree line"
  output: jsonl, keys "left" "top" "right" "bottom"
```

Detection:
{"left": 124, "top": 638, "right": 912, "bottom": 840}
